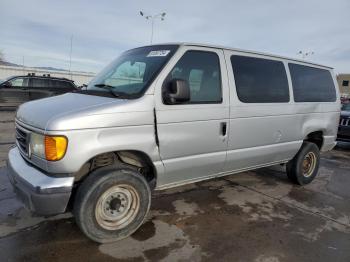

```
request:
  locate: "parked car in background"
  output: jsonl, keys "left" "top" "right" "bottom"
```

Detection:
{"left": 337, "top": 103, "right": 350, "bottom": 142}
{"left": 340, "top": 96, "right": 350, "bottom": 104}
{"left": 7, "top": 43, "right": 340, "bottom": 243}
{"left": 0, "top": 73, "right": 78, "bottom": 108}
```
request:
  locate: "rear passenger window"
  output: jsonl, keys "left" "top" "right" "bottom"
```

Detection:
{"left": 32, "top": 78, "right": 49, "bottom": 88}
{"left": 166, "top": 51, "right": 222, "bottom": 103}
{"left": 52, "top": 80, "right": 74, "bottom": 89}
{"left": 289, "top": 63, "right": 336, "bottom": 102}
{"left": 231, "top": 56, "right": 289, "bottom": 103}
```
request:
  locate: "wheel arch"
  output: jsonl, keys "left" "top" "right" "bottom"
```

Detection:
{"left": 304, "top": 130, "right": 324, "bottom": 150}
{"left": 74, "top": 150, "right": 158, "bottom": 189}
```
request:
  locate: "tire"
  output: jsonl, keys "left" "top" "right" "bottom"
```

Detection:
{"left": 73, "top": 164, "right": 151, "bottom": 243}
{"left": 286, "top": 142, "right": 320, "bottom": 185}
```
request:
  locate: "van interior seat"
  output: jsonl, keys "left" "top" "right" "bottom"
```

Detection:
{"left": 194, "top": 70, "right": 221, "bottom": 102}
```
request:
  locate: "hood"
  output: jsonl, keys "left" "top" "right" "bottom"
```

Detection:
{"left": 16, "top": 93, "right": 154, "bottom": 131}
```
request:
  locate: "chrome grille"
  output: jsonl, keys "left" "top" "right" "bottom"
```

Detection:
{"left": 15, "top": 124, "right": 29, "bottom": 156}
{"left": 340, "top": 118, "right": 350, "bottom": 126}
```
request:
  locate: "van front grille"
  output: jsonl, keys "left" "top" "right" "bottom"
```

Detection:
{"left": 340, "top": 118, "right": 350, "bottom": 126}
{"left": 15, "top": 125, "right": 29, "bottom": 156}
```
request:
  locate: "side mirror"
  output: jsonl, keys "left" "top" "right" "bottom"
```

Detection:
{"left": 163, "top": 79, "right": 190, "bottom": 104}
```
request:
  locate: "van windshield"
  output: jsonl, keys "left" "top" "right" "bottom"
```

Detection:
{"left": 87, "top": 45, "right": 178, "bottom": 98}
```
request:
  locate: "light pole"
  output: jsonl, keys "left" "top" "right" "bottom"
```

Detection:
{"left": 69, "top": 35, "right": 73, "bottom": 79}
{"left": 297, "top": 50, "right": 314, "bottom": 60}
{"left": 140, "top": 11, "right": 166, "bottom": 44}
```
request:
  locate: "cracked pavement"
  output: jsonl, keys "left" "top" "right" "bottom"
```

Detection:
{"left": 0, "top": 111, "right": 350, "bottom": 262}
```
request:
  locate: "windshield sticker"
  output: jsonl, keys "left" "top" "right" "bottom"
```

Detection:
{"left": 147, "top": 50, "right": 171, "bottom": 57}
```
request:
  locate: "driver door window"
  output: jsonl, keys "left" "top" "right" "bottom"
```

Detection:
{"left": 8, "top": 78, "right": 29, "bottom": 87}
{"left": 166, "top": 51, "right": 222, "bottom": 103}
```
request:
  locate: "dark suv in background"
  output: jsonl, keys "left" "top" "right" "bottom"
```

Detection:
{"left": 0, "top": 73, "right": 78, "bottom": 108}
{"left": 337, "top": 103, "right": 350, "bottom": 143}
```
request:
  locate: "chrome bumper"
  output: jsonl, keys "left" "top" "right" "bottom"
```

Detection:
{"left": 7, "top": 147, "right": 74, "bottom": 215}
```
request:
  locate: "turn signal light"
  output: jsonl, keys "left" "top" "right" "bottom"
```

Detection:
{"left": 45, "top": 136, "right": 68, "bottom": 161}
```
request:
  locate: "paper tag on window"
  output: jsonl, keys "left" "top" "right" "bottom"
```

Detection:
{"left": 147, "top": 50, "right": 171, "bottom": 57}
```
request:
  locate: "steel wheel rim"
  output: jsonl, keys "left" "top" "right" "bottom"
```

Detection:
{"left": 302, "top": 152, "right": 317, "bottom": 178}
{"left": 95, "top": 184, "right": 140, "bottom": 231}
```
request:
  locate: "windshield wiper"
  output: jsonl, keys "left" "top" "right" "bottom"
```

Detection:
{"left": 94, "top": 83, "right": 115, "bottom": 89}
{"left": 94, "top": 83, "right": 129, "bottom": 98}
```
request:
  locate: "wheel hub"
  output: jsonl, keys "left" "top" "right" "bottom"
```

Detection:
{"left": 302, "top": 152, "right": 316, "bottom": 177}
{"left": 95, "top": 184, "right": 140, "bottom": 230}
{"left": 110, "top": 197, "right": 122, "bottom": 211}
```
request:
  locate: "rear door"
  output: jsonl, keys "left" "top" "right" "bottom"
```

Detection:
{"left": 51, "top": 80, "right": 76, "bottom": 94}
{"left": 155, "top": 46, "right": 230, "bottom": 187}
{"left": 0, "top": 77, "right": 29, "bottom": 107}
{"left": 223, "top": 51, "right": 301, "bottom": 172}
{"left": 29, "top": 77, "right": 53, "bottom": 100}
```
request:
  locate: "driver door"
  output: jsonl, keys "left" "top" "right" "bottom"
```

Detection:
{"left": 0, "top": 77, "right": 29, "bottom": 107}
{"left": 155, "top": 47, "right": 230, "bottom": 187}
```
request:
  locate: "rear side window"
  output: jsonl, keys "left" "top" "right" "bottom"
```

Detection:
{"left": 51, "top": 80, "right": 75, "bottom": 89}
{"left": 32, "top": 78, "right": 49, "bottom": 88}
{"left": 231, "top": 56, "right": 289, "bottom": 103}
{"left": 288, "top": 64, "right": 336, "bottom": 102}
{"left": 166, "top": 51, "right": 222, "bottom": 103}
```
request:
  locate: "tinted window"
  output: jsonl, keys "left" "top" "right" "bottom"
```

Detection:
{"left": 342, "top": 104, "right": 350, "bottom": 111}
{"left": 342, "top": 80, "right": 349, "bottom": 87}
{"left": 166, "top": 51, "right": 222, "bottom": 103}
{"left": 289, "top": 64, "right": 336, "bottom": 102}
{"left": 231, "top": 56, "right": 289, "bottom": 103}
{"left": 32, "top": 78, "right": 49, "bottom": 88}
{"left": 51, "top": 80, "right": 74, "bottom": 89}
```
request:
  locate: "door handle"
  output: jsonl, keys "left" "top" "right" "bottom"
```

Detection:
{"left": 220, "top": 122, "right": 227, "bottom": 136}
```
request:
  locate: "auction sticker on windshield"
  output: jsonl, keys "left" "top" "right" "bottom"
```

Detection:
{"left": 147, "top": 50, "right": 171, "bottom": 57}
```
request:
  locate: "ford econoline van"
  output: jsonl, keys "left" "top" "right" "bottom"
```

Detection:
{"left": 7, "top": 43, "right": 340, "bottom": 243}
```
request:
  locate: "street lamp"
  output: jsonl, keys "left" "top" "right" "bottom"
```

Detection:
{"left": 140, "top": 11, "right": 166, "bottom": 44}
{"left": 297, "top": 50, "right": 314, "bottom": 60}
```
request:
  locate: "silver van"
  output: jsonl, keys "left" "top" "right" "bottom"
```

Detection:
{"left": 7, "top": 43, "right": 340, "bottom": 243}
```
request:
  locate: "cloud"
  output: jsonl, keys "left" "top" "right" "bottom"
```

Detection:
{"left": 0, "top": 0, "right": 349, "bottom": 73}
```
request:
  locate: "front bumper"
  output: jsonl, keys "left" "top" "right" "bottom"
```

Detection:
{"left": 337, "top": 126, "right": 350, "bottom": 142}
{"left": 6, "top": 147, "right": 74, "bottom": 215}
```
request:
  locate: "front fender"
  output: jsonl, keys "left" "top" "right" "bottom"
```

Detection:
{"left": 45, "top": 124, "right": 161, "bottom": 174}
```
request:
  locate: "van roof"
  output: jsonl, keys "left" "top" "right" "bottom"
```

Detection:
{"left": 148, "top": 42, "right": 333, "bottom": 70}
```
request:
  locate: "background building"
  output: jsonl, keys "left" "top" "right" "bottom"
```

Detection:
{"left": 337, "top": 74, "right": 350, "bottom": 97}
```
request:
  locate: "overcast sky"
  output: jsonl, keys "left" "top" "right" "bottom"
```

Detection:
{"left": 0, "top": 0, "right": 349, "bottom": 73}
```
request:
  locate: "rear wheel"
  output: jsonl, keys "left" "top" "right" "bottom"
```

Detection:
{"left": 286, "top": 142, "right": 320, "bottom": 185}
{"left": 73, "top": 164, "right": 151, "bottom": 243}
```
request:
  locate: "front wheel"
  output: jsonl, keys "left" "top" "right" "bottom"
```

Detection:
{"left": 286, "top": 142, "right": 320, "bottom": 185}
{"left": 73, "top": 164, "right": 151, "bottom": 243}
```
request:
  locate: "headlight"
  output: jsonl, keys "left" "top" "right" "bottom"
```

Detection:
{"left": 30, "top": 133, "right": 45, "bottom": 159}
{"left": 30, "top": 133, "right": 68, "bottom": 161}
